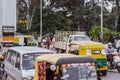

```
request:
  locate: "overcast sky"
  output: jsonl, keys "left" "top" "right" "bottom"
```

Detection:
{"left": 45, "top": 0, "right": 113, "bottom": 12}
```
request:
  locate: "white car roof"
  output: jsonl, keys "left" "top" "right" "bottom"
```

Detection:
{"left": 8, "top": 46, "right": 53, "bottom": 55}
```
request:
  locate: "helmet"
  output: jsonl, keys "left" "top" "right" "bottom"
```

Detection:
{"left": 108, "top": 42, "right": 112, "bottom": 46}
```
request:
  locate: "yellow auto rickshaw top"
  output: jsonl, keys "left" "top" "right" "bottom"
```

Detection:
{"left": 70, "top": 41, "right": 105, "bottom": 49}
{"left": 36, "top": 54, "right": 96, "bottom": 65}
{"left": 36, "top": 54, "right": 79, "bottom": 64}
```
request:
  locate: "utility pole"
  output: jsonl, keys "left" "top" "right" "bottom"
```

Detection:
{"left": 101, "top": 0, "right": 103, "bottom": 39}
{"left": 40, "top": 0, "right": 42, "bottom": 41}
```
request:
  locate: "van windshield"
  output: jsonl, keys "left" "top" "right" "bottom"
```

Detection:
{"left": 74, "top": 36, "right": 90, "bottom": 41}
{"left": 22, "top": 53, "right": 52, "bottom": 70}
{"left": 61, "top": 63, "right": 97, "bottom": 80}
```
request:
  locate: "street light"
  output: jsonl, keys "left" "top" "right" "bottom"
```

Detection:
{"left": 40, "top": 0, "right": 42, "bottom": 41}
{"left": 101, "top": 0, "right": 103, "bottom": 39}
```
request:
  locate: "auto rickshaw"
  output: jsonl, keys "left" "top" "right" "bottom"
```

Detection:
{"left": 14, "top": 35, "right": 37, "bottom": 46}
{"left": 69, "top": 41, "right": 108, "bottom": 76}
{"left": 0, "top": 54, "right": 4, "bottom": 60}
{"left": 33, "top": 54, "right": 100, "bottom": 80}
{"left": 0, "top": 54, "right": 4, "bottom": 75}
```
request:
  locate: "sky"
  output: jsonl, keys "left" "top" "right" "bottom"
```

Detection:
{"left": 45, "top": 0, "right": 113, "bottom": 12}
{"left": 85, "top": 0, "right": 113, "bottom": 12}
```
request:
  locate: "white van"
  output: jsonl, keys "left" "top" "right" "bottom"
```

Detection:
{"left": 4, "top": 46, "right": 53, "bottom": 80}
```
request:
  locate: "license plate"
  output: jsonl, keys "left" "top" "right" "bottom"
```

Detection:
{"left": 92, "top": 50, "right": 100, "bottom": 54}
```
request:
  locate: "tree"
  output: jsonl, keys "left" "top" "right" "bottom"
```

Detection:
{"left": 17, "top": 0, "right": 27, "bottom": 33}
{"left": 107, "top": 0, "right": 120, "bottom": 31}
{"left": 17, "top": 0, "right": 120, "bottom": 35}
{"left": 31, "top": 9, "right": 72, "bottom": 35}
{"left": 24, "top": 0, "right": 40, "bottom": 30}
{"left": 89, "top": 26, "right": 111, "bottom": 42}
{"left": 49, "top": 0, "right": 108, "bottom": 31}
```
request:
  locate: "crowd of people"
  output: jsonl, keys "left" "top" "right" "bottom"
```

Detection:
{"left": 106, "top": 34, "right": 120, "bottom": 53}
{"left": 89, "top": 33, "right": 120, "bottom": 68}
{"left": 39, "top": 34, "right": 55, "bottom": 50}
{"left": 89, "top": 34, "right": 120, "bottom": 53}
{"left": 105, "top": 34, "right": 120, "bottom": 68}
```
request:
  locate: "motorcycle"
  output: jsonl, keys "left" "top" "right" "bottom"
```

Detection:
{"left": 107, "top": 50, "right": 120, "bottom": 73}
{"left": 0, "top": 60, "right": 4, "bottom": 75}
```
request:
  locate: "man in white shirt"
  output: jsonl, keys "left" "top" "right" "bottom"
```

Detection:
{"left": 116, "top": 38, "right": 120, "bottom": 53}
{"left": 38, "top": 36, "right": 42, "bottom": 47}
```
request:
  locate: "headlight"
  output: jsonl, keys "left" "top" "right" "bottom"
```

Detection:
{"left": 86, "top": 49, "right": 91, "bottom": 56}
{"left": 22, "top": 77, "right": 33, "bottom": 80}
{"left": 70, "top": 44, "right": 79, "bottom": 51}
{"left": 101, "top": 49, "right": 106, "bottom": 55}
{"left": 117, "top": 63, "right": 120, "bottom": 66}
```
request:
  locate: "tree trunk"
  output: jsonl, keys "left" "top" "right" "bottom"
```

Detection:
{"left": 115, "top": 0, "right": 119, "bottom": 32}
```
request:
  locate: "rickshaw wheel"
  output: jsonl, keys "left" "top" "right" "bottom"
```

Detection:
{"left": 101, "top": 71, "right": 107, "bottom": 76}
{"left": 116, "top": 66, "right": 120, "bottom": 73}
{"left": 5, "top": 74, "right": 8, "bottom": 80}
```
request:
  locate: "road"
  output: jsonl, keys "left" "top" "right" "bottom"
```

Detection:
{"left": 1, "top": 47, "right": 120, "bottom": 80}
{"left": 101, "top": 69, "right": 120, "bottom": 80}
{"left": 0, "top": 70, "right": 120, "bottom": 80}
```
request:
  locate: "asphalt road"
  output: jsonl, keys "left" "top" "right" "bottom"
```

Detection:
{"left": 101, "top": 69, "right": 120, "bottom": 80}
{"left": 1, "top": 47, "right": 120, "bottom": 80}
{"left": 0, "top": 70, "right": 120, "bottom": 80}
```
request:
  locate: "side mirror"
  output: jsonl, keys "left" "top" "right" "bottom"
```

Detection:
{"left": 98, "top": 76, "right": 101, "bottom": 80}
{"left": 68, "top": 44, "right": 71, "bottom": 47}
{"left": 69, "top": 39, "right": 72, "bottom": 43}
{"left": 97, "top": 71, "right": 101, "bottom": 80}
{"left": 15, "top": 62, "right": 20, "bottom": 69}
{"left": 50, "top": 65, "right": 56, "bottom": 71}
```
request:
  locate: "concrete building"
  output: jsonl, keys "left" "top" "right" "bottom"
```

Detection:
{"left": 0, "top": 0, "right": 16, "bottom": 41}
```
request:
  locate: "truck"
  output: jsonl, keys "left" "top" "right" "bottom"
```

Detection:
{"left": 54, "top": 31, "right": 86, "bottom": 53}
{"left": 0, "top": 0, "right": 16, "bottom": 47}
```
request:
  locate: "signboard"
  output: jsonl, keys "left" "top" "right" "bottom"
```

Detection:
{"left": 2, "top": 26, "right": 14, "bottom": 35}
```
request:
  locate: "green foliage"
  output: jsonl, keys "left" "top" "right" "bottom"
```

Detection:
{"left": 31, "top": 10, "right": 72, "bottom": 35}
{"left": 17, "top": 25, "right": 28, "bottom": 34}
{"left": 17, "top": 0, "right": 120, "bottom": 37}
{"left": 89, "top": 26, "right": 111, "bottom": 42}
{"left": 43, "top": 12, "right": 72, "bottom": 34}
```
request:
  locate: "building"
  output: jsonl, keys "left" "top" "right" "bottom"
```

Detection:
{"left": 0, "top": 0, "right": 16, "bottom": 41}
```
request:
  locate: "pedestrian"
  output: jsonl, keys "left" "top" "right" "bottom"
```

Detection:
{"left": 38, "top": 36, "right": 42, "bottom": 47}
{"left": 97, "top": 34, "right": 103, "bottom": 43}
{"left": 108, "top": 34, "right": 114, "bottom": 43}
{"left": 50, "top": 33, "right": 54, "bottom": 42}
{"left": 115, "top": 34, "right": 120, "bottom": 40}
{"left": 30, "top": 34, "right": 36, "bottom": 42}
{"left": 45, "top": 34, "right": 51, "bottom": 49}
{"left": 116, "top": 37, "right": 120, "bottom": 53}
{"left": 89, "top": 34, "right": 94, "bottom": 41}
{"left": 24, "top": 37, "right": 28, "bottom": 46}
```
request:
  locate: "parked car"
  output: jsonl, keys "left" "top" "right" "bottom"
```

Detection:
{"left": 4, "top": 46, "right": 53, "bottom": 80}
